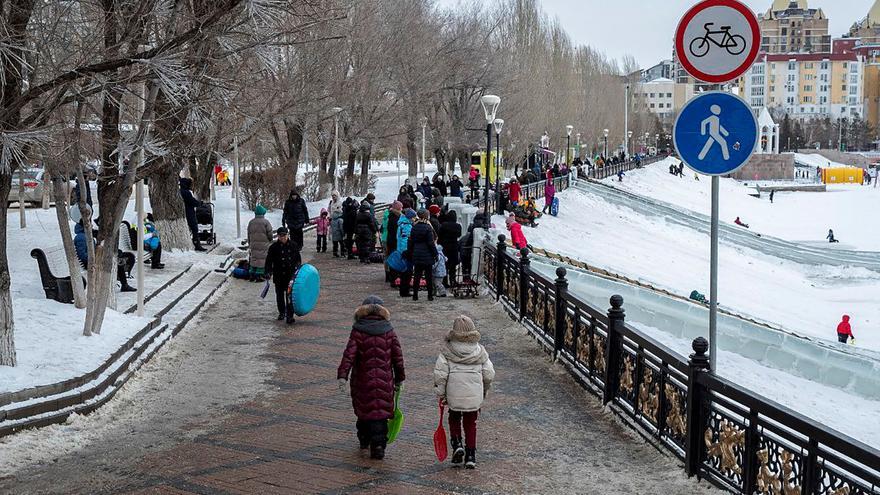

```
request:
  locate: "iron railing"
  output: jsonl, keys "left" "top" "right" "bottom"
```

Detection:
{"left": 473, "top": 172, "right": 572, "bottom": 216}
{"left": 583, "top": 154, "right": 667, "bottom": 181}
{"left": 482, "top": 239, "right": 880, "bottom": 495}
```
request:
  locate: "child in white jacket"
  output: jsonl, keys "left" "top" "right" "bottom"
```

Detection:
{"left": 433, "top": 315, "right": 495, "bottom": 469}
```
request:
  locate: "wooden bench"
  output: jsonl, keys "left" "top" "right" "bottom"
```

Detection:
{"left": 31, "top": 248, "right": 81, "bottom": 304}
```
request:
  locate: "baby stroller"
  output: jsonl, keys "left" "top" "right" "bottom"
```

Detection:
{"left": 196, "top": 202, "right": 217, "bottom": 245}
{"left": 453, "top": 246, "right": 482, "bottom": 299}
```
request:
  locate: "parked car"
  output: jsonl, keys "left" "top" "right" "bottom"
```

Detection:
{"left": 8, "top": 169, "right": 76, "bottom": 207}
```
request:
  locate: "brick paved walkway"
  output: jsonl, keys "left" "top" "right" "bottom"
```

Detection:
{"left": 119, "top": 252, "right": 716, "bottom": 495}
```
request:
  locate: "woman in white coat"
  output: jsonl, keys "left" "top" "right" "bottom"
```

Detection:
{"left": 433, "top": 315, "right": 495, "bottom": 469}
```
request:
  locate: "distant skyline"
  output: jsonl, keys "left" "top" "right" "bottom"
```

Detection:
{"left": 436, "top": 0, "right": 873, "bottom": 69}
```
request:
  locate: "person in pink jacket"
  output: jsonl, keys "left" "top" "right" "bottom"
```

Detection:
{"left": 506, "top": 214, "right": 528, "bottom": 250}
{"left": 311, "top": 208, "right": 331, "bottom": 253}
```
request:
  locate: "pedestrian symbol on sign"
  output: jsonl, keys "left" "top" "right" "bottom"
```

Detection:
{"left": 698, "top": 105, "right": 730, "bottom": 161}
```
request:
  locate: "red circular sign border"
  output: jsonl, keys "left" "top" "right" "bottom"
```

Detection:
{"left": 675, "top": 0, "right": 761, "bottom": 84}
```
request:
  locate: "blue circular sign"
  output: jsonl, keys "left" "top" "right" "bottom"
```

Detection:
{"left": 673, "top": 92, "right": 758, "bottom": 176}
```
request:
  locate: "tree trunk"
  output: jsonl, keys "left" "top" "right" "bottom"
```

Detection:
{"left": 359, "top": 145, "right": 372, "bottom": 195}
{"left": 284, "top": 117, "right": 303, "bottom": 180}
{"left": 458, "top": 149, "right": 470, "bottom": 175}
{"left": 52, "top": 177, "right": 86, "bottom": 308}
{"left": 148, "top": 159, "right": 191, "bottom": 250}
{"left": 18, "top": 177, "right": 26, "bottom": 228}
{"left": 0, "top": 171, "right": 15, "bottom": 366}
{"left": 406, "top": 128, "right": 418, "bottom": 178}
{"left": 346, "top": 148, "right": 357, "bottom": 179}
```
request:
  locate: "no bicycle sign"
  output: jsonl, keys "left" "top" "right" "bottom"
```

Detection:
{"left": 675, "top": 0, "right": 760, "bottom": 83}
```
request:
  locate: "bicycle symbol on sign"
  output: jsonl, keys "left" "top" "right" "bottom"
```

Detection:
{"left": 689, "top": 23, "right": 746, "bottom": 58}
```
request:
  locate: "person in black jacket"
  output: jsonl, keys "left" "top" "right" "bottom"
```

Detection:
{"left": 264, "top": 227, "right": 302, "bottom": 324}
{"left": 282, "top": 189, "right": 309, "bottom": 251}
{"left": 437, "top": 210, "right": 462, "bottom": 287}
{"left": 179, "top": 177, "right": 206, "bottom": 251}
{"left": 406, "top": 209, "right": 438, "bottom": 302}
{"left": 448, "top": 175, "right": 463, "bottom": 198}
{"left": 432, "top": 173, "right": 447, "bottom": 197}
{"left": 355, "top": 203, "right": 378, "bottom": 263}
{"left": 341, "top": 196, "right": 359, "bottom": 259}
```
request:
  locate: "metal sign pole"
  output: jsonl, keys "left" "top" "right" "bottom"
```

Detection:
{"left": 136, "top": 180, "right": 145, "bottom": 316}
{"left": 709, "top": 176, "right": 719, "bottom": 371}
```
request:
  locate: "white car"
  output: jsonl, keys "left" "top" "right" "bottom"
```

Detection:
{"left": 8, "top": 169, "right": 77, "bottom": 207}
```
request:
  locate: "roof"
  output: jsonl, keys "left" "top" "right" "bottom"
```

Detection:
{"left": 758, "top": 107, "right": 776, "bottom": 128}
{"left": 772, "top": 0, "right": 807, "bottom": 12}
{"left": 644, "top": 77, "right": 674, "bottom": 84}
{"left": 763, "top": 52, "right": 857, "bottom": 62}
{"left": 871, "top": 0, "right": 880, "bottom": 26}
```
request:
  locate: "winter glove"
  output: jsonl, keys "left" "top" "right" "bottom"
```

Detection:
{"left": 337, "top": 379, "right": 348, "bottom": 394}
{"left": 439, "top": 396, "right": 447, "bottom": 406}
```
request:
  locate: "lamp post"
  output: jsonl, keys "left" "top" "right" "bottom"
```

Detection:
{"left": 565, "top": 125, "right": 573, "bottom": 166}
{"left": 480, "top": 95, "right": 501, "bottom": 218}
{"left": 332, "top": 107, "right": 342, "bottom": 191}
{"left": 627, "top": 131, "right": 633, "bottom": 158}
{"left": 624, "top": 83, "right": 630, "bottom": 160}
{"left": 603, "top": 128, "right": 609, "bottom": 159}
{"left": 421, "top": 116, "right": 427, "bottom": 175}
{"left": 576, "top": 132, "right": 581, "bottom": 159}
{"left": 645, "top": 132, "right": 650, "bottom": 154}
{"left": 655, "top": 133, "right": 660, "bottom": 151}
{"left": 494, "top": 118, "right": 504, "bottom": 214}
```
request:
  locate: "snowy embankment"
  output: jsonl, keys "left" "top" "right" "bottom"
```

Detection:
{"left": 606, "top": 157, "right": 880, "bottom": 251}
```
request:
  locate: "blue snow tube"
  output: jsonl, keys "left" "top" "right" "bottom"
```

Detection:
{"left": 289, "top": 263, "right": 320, "bottom": 316}
{"left": 387, "top": 250, "right": 411, "bottom": 273}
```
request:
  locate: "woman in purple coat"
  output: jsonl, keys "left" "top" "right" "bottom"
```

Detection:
{"left": 542, "top": 181, "right": 556, "bottom": 214}
{"left": 337, "top": 295, "right": 405, "bottom": 459}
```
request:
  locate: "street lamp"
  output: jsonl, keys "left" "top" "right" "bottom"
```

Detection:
{"left": 603, "top": 128, "right": 609, "bottom": 159}
{"left": 627, "top": 131, "right": 633, "bottom": 158}
{"left": 494, "top": 118, "right": 504, "bottom": 214}
{"left": 332, "top": 106, "right": 343, "bottom": 190}
{"left": 576, "top": 132, "right": 581, "bottom": 159}
{"left": 565, "top": 125, "right": 573, "bottom": 166}
{"left": 655, "top": 134, "right": 660, "bottom": 150}
{"left": 421, "top": 116, "right": 428, "bottom": 175}
{"left": 480, "top": 94, "right": 501, "bottom": 218}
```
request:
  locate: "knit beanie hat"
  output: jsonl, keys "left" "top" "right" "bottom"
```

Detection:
{"left": 362, "top": 295, "right": 384, "bottom": 306}
{"left": 404, "top": 209, "right": 417, "bottom": 219}
{"left": 392, "top": 201, "right": 403, "bottom": 211}
{"left": 428, "top": 205, "right": 441, "bottom": 216}
{"left": 447, "top": 315, "right": 480, "bottom": 343}
{"left": 255, "top": 204, "right": 267, "bottom": 216}
{"left": 417, "top": 208, "right": 429, "bottom": 219}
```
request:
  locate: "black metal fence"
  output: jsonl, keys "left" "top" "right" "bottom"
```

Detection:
{"left": 474, "top": 173, "right": 572, "bottom": 216}
{"left": 482, "top": 239, "right": 880, "bottom": 495}
{"left": 583, "top": 154, "right": 668, "bottom": 181}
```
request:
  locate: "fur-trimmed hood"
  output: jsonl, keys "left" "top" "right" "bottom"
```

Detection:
{"left": 353, "top": 304, "right": 392, "bottom": 335}
{"left": 442, "top": 341, "right": 489, "bottom": 366}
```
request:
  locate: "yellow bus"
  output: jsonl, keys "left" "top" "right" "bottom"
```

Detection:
{"left": 471, "top": 151, "right": 502, "bottom": 179}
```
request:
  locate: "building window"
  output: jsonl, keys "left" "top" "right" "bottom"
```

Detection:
{"left": 667, "top": 93, "right": 672, "bottom": 98}
{"left": 788, "top": 61, "right": 796, "bottom": 71}
{"left": 820, "top": 61, "right": 829, "bottom": 70}
{"left": 751, "top": 87, "right": 764, "bottom": 96}
{"left": 850, "top": 75, "right": 858, "bottom": 84}
{"left": 782, "top": 28, "right": 788, "bottom": 35}
{"left": 650, "top": 93, "right": 655, "bottom": 98}
{"left": 850, "top": 64, "right": 858, "bottom": 73}
{"left": 849, "top": 86, "right": 858, "bottom": 95}
{"left": 842, "top": 84, "right": 847, "bottom": 92}
{"left": 650, "top": 103, "right": 655, "bottom": 109}
{"left": 803, "top": 96, "right": 811, "bottom": 103}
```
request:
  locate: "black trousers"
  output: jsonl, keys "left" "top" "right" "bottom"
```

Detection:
{"left": 838, "top": 333, "right": 849, "bottom": 343}
{"left": 150, "top": 243, "right": 163, "bottom": 266}
{"left": 445, "top": 260, "right": 457, "bottom": 287}
{"left": 412, "top": 263, "right": 434, "bottom": 300}
{"left": 356, "top": 419, "right": 388, "bottom": 449}
{"left": 274, "top": 279, "right": 293, "bottom": 318}
{"left": 316, "top": 234, "right": 327, "bottom": 252}
{"left": 291, "top": 228, "right": 304, "bottom": 251}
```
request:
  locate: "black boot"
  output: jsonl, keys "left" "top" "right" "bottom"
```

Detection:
{"left": 464, "top": 448, "right": 476, "bottom": 469}
{"left": 370, "top": 444, "right": 385, "bottom": 460}
{"left": 451, "top": 438, "right": 464, "bottom": 465}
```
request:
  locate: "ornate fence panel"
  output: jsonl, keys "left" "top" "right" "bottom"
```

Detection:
{"left": 479, "top": 238, "right": 880, "bottom": 495}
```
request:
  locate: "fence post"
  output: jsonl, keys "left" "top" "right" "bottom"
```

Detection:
{"left": 602, "top": 294, "right": 625, "bottom": 405}
{"left": 495, "top": 234, "right": 506, "bottom": 302}
{"left": 519, "top": 247, "right": 530, "bottom": 321}
{"left": 553, "top": 267, "right": 568, "bottom": 360}
{"left": 685, "top": 336, "right": 711, "bottom": 478}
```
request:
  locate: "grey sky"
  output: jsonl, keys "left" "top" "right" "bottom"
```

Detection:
{"left": 437, "top": 0, "right": 873, "bottom": 69}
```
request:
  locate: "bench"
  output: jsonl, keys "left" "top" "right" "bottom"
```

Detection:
{"left": 120, "top": 220, "right": 152, "bottom": 265}
{"left": 31, "top": 248, "right": 83, "bottom": 304}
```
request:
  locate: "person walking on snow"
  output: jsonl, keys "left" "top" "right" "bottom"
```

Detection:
{"left": 264, "top": 227, "right": 301, "bottom": 324}
{"left": 433, "top": 315, "right": 495, "bottom": 469}
{"left": 337, "top": 295, "right": 405, "bottom": 460}
{"left": 617, "top": 170, "right": 625, "bottom": 182}
{"left": 247, "top": 204, "right": 273, "bottom": 280}
{"left": 331, "top": 207, "right": 345, "bottom": 257}
{"left": 542, "top": 181, "right": 556, "bottom": 214}
{"left": 698, "top": 104, "right": 730, "bottom": 161}
{"left": 508, "top": 179, "right": 522, "bottom": 206}
{"left": 311, "top": 208, "right": 330, "bottom": 253}
{"left": 836, "top": 315, "right": 854, "bottom": 344}
{"left": 396, "top": 209, "right": 417, "bottom": 297}
{"left": 355, "top": 203, "right": 377, "bottom": 263}
{"left": 406, "top": 209, "right": 438, "bottom": 301}
{"left": 506, "top": 214, "right": 528, "bottom": 250}
{"left": 769, "top": 190, "right": 775, "bottom": 203}
{"left": 282, "top": 189, "right": 309, "bottom": 251}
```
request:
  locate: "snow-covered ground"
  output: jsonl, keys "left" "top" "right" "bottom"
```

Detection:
{"left": 605, "top": 157, "right": 880, "bottom": 251}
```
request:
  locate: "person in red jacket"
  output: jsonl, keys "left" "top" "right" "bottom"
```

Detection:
{"left": 337, "top": 295, "right": 405, "bottom": 460}
{"left": 508, "top": 178, "right": 522, "bottom": 206}
{"left": 506, "top": 214, "right": 528, "bottom": 250}
{"left": 836, "top": 315, "right": 854, "bottom": 344}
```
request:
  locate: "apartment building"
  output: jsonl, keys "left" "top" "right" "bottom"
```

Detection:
{"left": 847, "top": 0, "right": 880, "bottom": 126}
{"left": 759, "top": 0, "right": 831, "bottom": 54}
{"left": 635, "top": 77, "right": 695, "bottom": 123}
{"left": 741, "top": 39, "right": 864, "bottom": 120}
